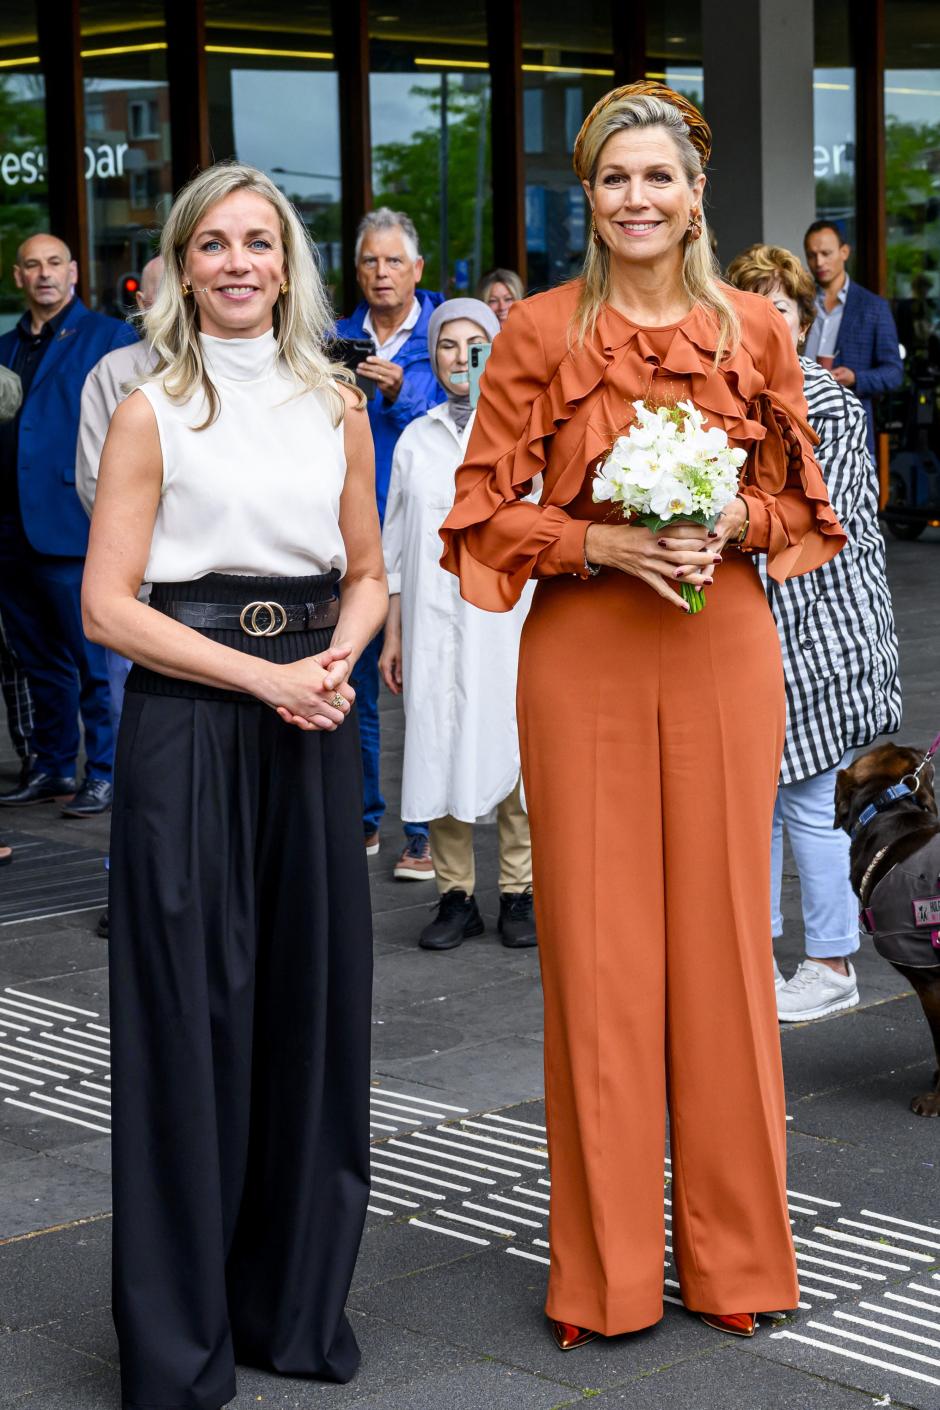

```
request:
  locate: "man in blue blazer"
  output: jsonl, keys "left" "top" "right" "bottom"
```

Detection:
{"left": 335, "top": 209, "right": 444, "bottom": 880}
{"left": 804, "top": 221, "right": 903, "bottom": 455}
{"left": 0, "top": 233, "right": 137, "bottom": 814}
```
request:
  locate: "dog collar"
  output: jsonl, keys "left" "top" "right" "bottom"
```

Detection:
{"left": 851, "top": 780, "right": 922, "bottom": 840}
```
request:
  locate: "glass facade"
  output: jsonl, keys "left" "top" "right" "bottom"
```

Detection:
{"left": 0, "top": 2, "right": 47, "bottom": 329}
{"left": 206, "top": 3, "right": 343, "bottom": 299}
{"left": 521, "top": 1, "right": 612, "bottom": 291}
{"left": 813, "top": 0, "right": 856, "bottom": 253}
{"left": 885, "top": 0, "right": 940, "bottom": 368}
{"left": 80, "top": 1, "right": 171, "bottom": 315}
{"left": 646, "top": 0, "right": 704, "bottom": 109}
{"left": 368, "top": 2, "right": 492, "bottom": 297}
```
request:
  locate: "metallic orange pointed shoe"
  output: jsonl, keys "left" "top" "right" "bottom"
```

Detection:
{"left": 700, "top": 1311, "right": 758, "bottom": 1337}
{"left": 549, "top": 1318, "right": 599, "bottom": 1351}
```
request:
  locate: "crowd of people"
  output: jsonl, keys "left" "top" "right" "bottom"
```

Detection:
{"left": 0, "top": 75, "right": 911, "bottom": 1407}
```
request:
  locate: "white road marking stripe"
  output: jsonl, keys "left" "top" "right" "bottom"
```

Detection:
{"left": 367, "top": 1205, "right": 392, "bottom": 1216}
{"left": 0, "top": 1000, "right": 54, "bottom": 1024}
{"left": 87, "top": 1023, "right": 110, "bottom": 1035}
{"left": 793, "top": 1270, "right": 861, "bottom": 1290}
{"left": 537, "top": 1178, "right": 551, "bottom": 1188}
{"left": 372, "top": 1156, "right": 484, "bottom": 1190}
{"left": 0, "top": 1080, "right": 17, "bottom": 1091}
{"left": 0, "top": 1013, "right": 31, "bottom": 1032}
{"left": 370, "top": 1157, "right": 471, "bottom": 1192}
{"left": 43, "top": 1035, "right": 110, "bottom": 1064}
{"left": 437, "top": 1127, "right": 544, "bottom": 1165}
{"left": 369, "top": 1121, "right": 398, "bottom": 1132}
{"left": 664, "top": 1294, "right": 685, "bottom": 1307}
{"left": 0, "top": 1066, "right": 37, "bottom": 1084}
{"left": 884, "top": 1293, "right": 940, "bottom": 1320}
{"left": 4, "top": 988, "right": 98, "bottom": 1018}
{"left": 515, "top": 1186, "right": 550, "bottom": 1201}
{"left": 459, "top": 1120, "right": 547, "bottom": 1147}
{"left": 65, "top": 1027, "right": 109, "bottom": 1046}
{"left": 0, "top": 1046, "right": 62, "bottom": 1079}
{"left": 860, "top": 1301, "right": 940, "bottom": 1333}
{"left": 27, "top": 1091, "right": 112, "bottom": 1122}
{"left": 486, "top": 1113, "right": 546, "bottom": 1132}
{"left": 14, "top": 1040, "right": 93, "bottom": 1073}
{"left": 909, "top": 1284, "right": 940, "bottom": 1299}
{"left": 834, "top": 1310, "right": 940, "bottom": 1351}
{"left": 463, "top": 1201, "right": 539, "bottom": 1228}
{"left": 798, "top": 1286, "right": 837, "bottom": 1300}
{"left": 489, "top": 1194, "right": 549, "bottom": 1216}
{"left": 534, "top": 1238, "right": 549, "bottom": 1249}
{"left": 507, "top": 1248, "right": 548, "bottom": 1265}
{"left": 405, "top": 1133, "right": 525, "bottom": 1174}
{"left": 409, "top": 1218, "right": 488, "bottom": 1245}
{"left": 787, "top": 1189, "right": 841, "bottom": 1208}
{"left": 57, "top": 1086, "right": 109, "bottom": 1108}
{"left": 370, "top": 1098, "right": 439, "bottom": 1121}
{"left": 770, "top": 1330, "right": 940, "bottom": 1387}
{"left": 807, "top": 1320, "right": 940, "bottom": 1369}
{"left": 373, "top": 1088, "right": 467, "bottom": 1113}
{"left": 815, "top": 1227, "right": 931, "bottom": 1262}
{"left": 861, "top": 1210, "right": 940, "bottom": 1237}
{"left": 80, "top": 1080, "right": 111, "bottom": 1095}
{"left": 4, "top": 1098, "right": 110, "bottom": 1134}
{"left": 788, "top": 1205, "right": 819, "bottom": 1217}
{"left": 437, "top": 1209, "right": 513, "bottom": 1237}
{"left": 381, "top": 1146, "right": 495, "bottom": 1185}
{"left": 795, "top": 1250, "right": 885, "bottom": 1281}
{"left": 371, "top": 1174, "right": 441, "bottom": 1200}
{"left": 794, "top": 1235, "right": 908, "bottom": 1271}
{"left": 366, "top": 1190, "right": 418, "bottom": 1208}
{"left": 838, "top": 1218, "right": 940, "bottom": 1252}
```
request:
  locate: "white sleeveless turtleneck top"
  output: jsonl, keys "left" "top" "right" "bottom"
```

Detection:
{"left": 138, "top": 331, "right": 347, "bottom": 584}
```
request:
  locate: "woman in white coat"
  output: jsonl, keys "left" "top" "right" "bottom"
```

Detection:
{"left": 380, "top": 299, "right": 536, "bottom": 952}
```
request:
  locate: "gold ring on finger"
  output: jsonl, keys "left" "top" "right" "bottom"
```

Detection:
{"left": 330, "top": 693, "right": 346, "bottom": 710}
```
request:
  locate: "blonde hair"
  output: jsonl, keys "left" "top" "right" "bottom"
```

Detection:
{"left": 573, "top": 92, "right": 739, "bottom": 363}
{"left": 476, "top": 267, "right": 525, "bottom": 304}
{"left": 726, "top": 243, "right": 817, "bottom": 333}
{"left": 140, "top": 162, "right": 359, "bottom": 429}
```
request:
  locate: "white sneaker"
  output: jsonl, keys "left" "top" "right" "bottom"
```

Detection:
{"left": 776, "top": 959, "right": 859, "bottom": 1022}
{"left": 773, "top": 957, "right": 786, "bottom": 991}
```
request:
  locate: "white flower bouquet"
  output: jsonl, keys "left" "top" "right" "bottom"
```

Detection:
{"left": 592, "top": 399, "right": 748, "bottom": 613}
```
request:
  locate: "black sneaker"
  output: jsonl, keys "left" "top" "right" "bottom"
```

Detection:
{"left": 419, "top": 890, "right": 485, "bottom": 951}
{"left": 498, "top": 888, "right": 537, "bottom": 948}
{"left": 95, "top": 909, "right": 109, "bottom": 939}
{"left": 61, "top": 778, "right": 113, "bottom": 818}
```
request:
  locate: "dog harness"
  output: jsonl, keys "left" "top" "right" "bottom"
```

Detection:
{"left": 860, "top": 831, "right": 940, "bottom": 969}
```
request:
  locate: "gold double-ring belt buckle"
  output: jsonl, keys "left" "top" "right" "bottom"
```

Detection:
{"left": 238, "top": 600, "right": 289, "bottom": 637}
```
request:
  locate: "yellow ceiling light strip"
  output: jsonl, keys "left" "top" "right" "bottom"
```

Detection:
{"left": 414, "top": 57, "right": 489, "bottom": 70}
{"left": 205, "top": 45, "right": 333, "bottom": 60}
{"left": 0, "top": 54, "right": 40, "bottom": 68}
{"left": 81, "top": 42, "right": 167, "bottom": 58}
{"left": 523, "top": 63, "right": 614, "bottom": 76}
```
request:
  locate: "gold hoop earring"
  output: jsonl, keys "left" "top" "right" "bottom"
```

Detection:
{"left": 181, "top": 281, "right": 193, "bottom": 296}
{"left": 280, "top": 280, "right": 289, "bottom": 295}
{"left": 590, "top": 214, "right": 603, "bottom": 250}
{"left": 687, "top": 210, "right": 703, "bottom": 242}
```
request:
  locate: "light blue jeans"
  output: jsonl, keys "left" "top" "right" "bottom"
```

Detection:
{"left": 770, "top": 752, "right": 860, "bottom": 959}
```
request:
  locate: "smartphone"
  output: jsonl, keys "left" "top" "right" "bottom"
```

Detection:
{"left": 325, "top": 334, "right": 377, "bottom": 399}
{"left": 468, "top": 341, "right": 493, "bottom": 409}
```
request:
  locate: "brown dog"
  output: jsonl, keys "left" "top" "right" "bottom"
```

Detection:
{"left": 834, "top": 743, "right": 940, "bottom": 1117}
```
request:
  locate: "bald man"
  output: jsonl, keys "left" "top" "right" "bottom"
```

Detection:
{"left": 0, "top": 232, "right": 137, "bottom": 815}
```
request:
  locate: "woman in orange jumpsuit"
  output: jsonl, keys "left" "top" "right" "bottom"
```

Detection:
{"left": 441, "top": 83, "right": 845, "bottom": 1348}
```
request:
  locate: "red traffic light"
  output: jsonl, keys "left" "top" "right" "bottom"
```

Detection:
{"left": 125, "top": 277, "right": 139, "bottom": 293}
{"left": 118, "top": 272, "right": 141, "bottom": 303}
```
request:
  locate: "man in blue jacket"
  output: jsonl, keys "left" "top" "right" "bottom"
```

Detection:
{"left": 336, "top": 209, "right": 444, "bottom": 880}
{"left": 804, "top": 220, "right": 903, "bottom": 456}
{"left": 0, "top": 233, "right": 137, "bottom": 814}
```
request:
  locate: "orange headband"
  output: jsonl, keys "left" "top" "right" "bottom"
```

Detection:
{"left": 573, "top": 80, "right": 712, "bottom": 179}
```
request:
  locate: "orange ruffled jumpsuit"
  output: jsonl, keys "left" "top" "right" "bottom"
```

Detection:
{"left": 440, "top": 281, "right": 845, "bottom": 1334}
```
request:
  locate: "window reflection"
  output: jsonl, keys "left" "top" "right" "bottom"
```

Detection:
{"left": 80, "top": 1, "right": 170, "bottom": 314}
{"left": 646, "top": 1, "right": 704, "bottom": 110}
{"left": 813, "top": 0, "right": 856, "bottom": 254}
{"left": 885, "top": 0, "right": 940, "bottom": 370}
{"left": 206, "top": 3, "right": 342, "bottom": 297}
{"left": 369, "top": 3, "right": 492, "bottom": 297}
{"left": 0, "top": 1, "right": 47, "bottom": 328}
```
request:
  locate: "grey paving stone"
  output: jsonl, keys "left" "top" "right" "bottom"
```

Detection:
{"left": 588, "top": 1344, "right": 884, "bottom": 1408}
{"left": 0, "top": 1326, "right": 106, "bottom": 1401}
{"left": 0, "top": 1218, "right": 111, "bottom": 1331}
{"left": 8, "top": 1363, "right": 121, "bottom": 1408}
{"left": 31, "top": 1303, "right": 118, "bottom": 1368}
{"left": 44, "top": 1138, "right": 111, "bottom": 1177}
{"left": 780, "top": 992, "right": 937, "bottom": 1104}
{"left": 0, "top": 1154, "right": 110, "bottom": 1241}
{"left": 373, "top": 1034, "right": 545, "bottom": 1108}
{"left": 350, "top": 1215, "right": 488, "bottom": 1295}
{"left": 0, "top": 1098, "right": 110, "bottom": 1157}
{"left": 321, "top": 1359, "right": 578, "bottom": 1410}
{"left": 0, "top": 928, "right": 108, "bottom": 982}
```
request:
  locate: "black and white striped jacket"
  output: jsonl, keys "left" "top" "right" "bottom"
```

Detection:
{"left": 759, "top": 359, "right": 902, "bottom": 784}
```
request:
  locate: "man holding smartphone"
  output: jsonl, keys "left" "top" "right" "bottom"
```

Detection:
{"left": 336, "top": 208, "right": 444, "bottom": 879}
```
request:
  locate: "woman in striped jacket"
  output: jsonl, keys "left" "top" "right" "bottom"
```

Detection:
{"left": 728, "top": 245, "right": 901, "bottom": 1022}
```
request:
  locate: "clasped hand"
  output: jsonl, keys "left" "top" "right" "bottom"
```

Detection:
{"left": 585, "top": 498, "right": 746, "bottom": 610}
{"left": 271, "top": 644, "right": 356, "bottom": 731}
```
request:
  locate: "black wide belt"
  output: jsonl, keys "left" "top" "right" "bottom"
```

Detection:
{"left": 157, "top": 596, "right": 340, "bottom": 637}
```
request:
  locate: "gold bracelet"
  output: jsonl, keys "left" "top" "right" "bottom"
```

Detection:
{"left": 734, "top": 494, "right": 750, "bottom": 545}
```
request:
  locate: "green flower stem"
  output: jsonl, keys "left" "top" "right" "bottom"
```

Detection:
{"left": 680, "top": 581, "right": 706, "bottom": 614}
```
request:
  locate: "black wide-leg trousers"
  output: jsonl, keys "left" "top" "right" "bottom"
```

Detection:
{"left": 109, "top": 667, "right": 372, "bottom": 1410}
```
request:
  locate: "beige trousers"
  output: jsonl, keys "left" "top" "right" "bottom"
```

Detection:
{"left": 429, "top": 779, "right": 531, "bottom": 895}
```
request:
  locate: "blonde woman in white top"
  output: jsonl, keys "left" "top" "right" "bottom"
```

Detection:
{"left": 82, "top": 164, "right": 386, "bottom": 1408}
